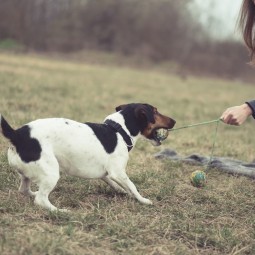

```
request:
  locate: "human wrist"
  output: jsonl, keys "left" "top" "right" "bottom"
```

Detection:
{"left": 242, "top": 103, "right": 252, "bottom": 116}
{"left": 245, "top": 101, "right": 255, "bottom": 119}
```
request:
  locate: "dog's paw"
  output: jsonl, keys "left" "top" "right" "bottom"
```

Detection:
{"left": 140, "top": 198, "right": 153, "bottom": 205}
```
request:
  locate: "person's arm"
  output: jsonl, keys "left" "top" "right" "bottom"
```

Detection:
{"left": 220, "top": 100, "right": 255, "bottom": 125}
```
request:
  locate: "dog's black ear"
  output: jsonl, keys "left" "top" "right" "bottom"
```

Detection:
{"left": 134, "top": 104, "right": 155, "bottom": 124}
{"left": 115, "top": 104, "right": 127, "bottom": 112}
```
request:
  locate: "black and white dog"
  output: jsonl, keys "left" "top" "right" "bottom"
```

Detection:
{"left": 0, "top": 103, "right": 175, "bottom": 211}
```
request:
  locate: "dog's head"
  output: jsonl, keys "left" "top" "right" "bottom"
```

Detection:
{"left": 116, "top": 103, "right": 176, "bottom": 146}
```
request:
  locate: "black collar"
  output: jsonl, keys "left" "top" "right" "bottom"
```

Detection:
{"left": 104, "top": 119, "right": 133, "bottom": 152}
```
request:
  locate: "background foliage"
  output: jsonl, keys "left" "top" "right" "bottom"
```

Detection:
{"left": 0, "top": 0, "right": 253, "bottom": 80}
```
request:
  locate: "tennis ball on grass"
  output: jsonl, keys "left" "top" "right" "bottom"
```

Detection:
{"left": 190, "top": 170, "right": 206, "bottom": 187}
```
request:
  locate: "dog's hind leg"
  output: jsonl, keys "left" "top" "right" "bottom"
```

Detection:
{"left": 35, "top": 174, "right": 59, "bottom": 211}
{"left": 33, "top": 155, "right": 67, "bottom": 212}
{"left": 18, "top": 173, "right": 37, "bottom": 197}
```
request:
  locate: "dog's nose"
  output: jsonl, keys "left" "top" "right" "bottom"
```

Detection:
{"left": 169, "top": 118, "right": 176, "bottom": 129}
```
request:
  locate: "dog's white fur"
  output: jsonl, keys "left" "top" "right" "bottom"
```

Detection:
{"left": 2, "top": 103, "right": 176, "bottom": 212}
{"left": 6, "top": 111, "right": 152, "bottom": 211}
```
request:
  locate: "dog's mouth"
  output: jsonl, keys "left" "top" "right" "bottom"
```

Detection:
{"left": 151, "top": 128, "right": 169, "bottom": 146}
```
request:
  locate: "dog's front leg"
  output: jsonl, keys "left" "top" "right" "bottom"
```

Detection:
{"left": 108, "top": 171, "right": 152, "bottom": 205}
{"left": 102, "top": 176, "right": 129, "bottom": 195}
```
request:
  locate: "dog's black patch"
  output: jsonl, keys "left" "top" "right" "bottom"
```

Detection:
{"left": 122, "top": 111, "right": 140, "bottom": 136}
{"left": 10, "top": 125, "right": 42, "bottom": 163}
{"left": 85, "top": 123, "right": 117, "bottom": 154}
{"left": 104, "top": 119, "right": 133, "bottom": 151}
{"left": 65, "top": 121, "right": 69, "bottom": 125}
{"left": 118, "top": 103, "right": 155, "bottom": 136}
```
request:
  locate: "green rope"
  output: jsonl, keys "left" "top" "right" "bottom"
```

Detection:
{"left": 205, "top": 119, "right": 221, "bottom": 172}
{"left": 169, "top": 118, "right": 222, "bottom": 172}
{"left": 169, "top": 119, "right": 221, "bottom": 132}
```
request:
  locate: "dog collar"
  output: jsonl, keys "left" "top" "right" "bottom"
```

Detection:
{"left": 104, "top": 119, "right": 133, "bottom": 152}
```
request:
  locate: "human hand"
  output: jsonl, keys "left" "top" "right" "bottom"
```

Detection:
{"left": 220, "top": 103, "right": 252, "bottom": 125}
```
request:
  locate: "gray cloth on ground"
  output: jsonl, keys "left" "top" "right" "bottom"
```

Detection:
{"left": 155, "top": 148, "right": 255, "bottom": 179}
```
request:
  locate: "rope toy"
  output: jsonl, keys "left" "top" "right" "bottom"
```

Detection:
{"left": 156, "top": 119, "right": 221, "bottom": 188}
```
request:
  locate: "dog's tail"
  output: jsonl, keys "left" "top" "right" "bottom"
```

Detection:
{"left": 0, "top": 114, "right": 15, "bottom": 140}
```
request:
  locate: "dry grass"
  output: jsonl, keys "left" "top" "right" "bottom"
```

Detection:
{"left": 0, "top": 52, "right": 255, "bottom": 255}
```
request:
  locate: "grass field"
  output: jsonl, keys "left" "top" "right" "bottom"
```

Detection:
{"left": 0, "top": 52, "right": 255, "bottom": 255}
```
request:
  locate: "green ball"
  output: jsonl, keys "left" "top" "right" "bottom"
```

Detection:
{"left": 190, "top": 170, "right": 206, "bottom": 187}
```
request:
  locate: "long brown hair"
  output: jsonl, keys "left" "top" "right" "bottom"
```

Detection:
{"left": 239, "top": 0, "right": 255, "bottom": 63}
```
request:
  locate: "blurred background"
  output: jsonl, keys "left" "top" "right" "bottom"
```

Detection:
{"left": 0, "top": 0, "right": 253, "bottom": 82}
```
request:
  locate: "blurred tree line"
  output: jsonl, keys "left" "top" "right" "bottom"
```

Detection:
{"left": 0, "top": 0, "right": 253, "bottom": 80}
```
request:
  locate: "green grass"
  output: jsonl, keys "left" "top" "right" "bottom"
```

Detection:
{"left": 0, "top": 52, "right": 255, "bottom": 254}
